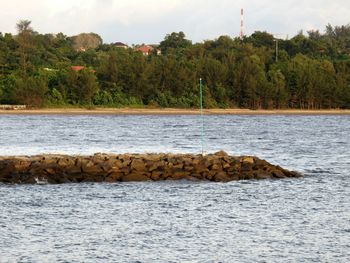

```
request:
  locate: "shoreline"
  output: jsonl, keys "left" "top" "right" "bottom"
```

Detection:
{"left": 1, "top": 107, "right": 350, "bottom": 115}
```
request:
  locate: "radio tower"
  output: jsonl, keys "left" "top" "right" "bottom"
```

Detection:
{"left": 240, "top": 8, "right": 244, "bottom": 40}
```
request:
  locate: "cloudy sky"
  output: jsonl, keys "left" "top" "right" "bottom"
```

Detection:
{"left": 0, "top": 0, "right": 349, "bottom": 44}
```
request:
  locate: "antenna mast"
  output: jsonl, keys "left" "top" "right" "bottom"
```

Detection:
{"left": 240, "top": 8, "right": 244, "bottom": 40}
{"left": 199, "top": 78, "right": 204, "bottom": 155}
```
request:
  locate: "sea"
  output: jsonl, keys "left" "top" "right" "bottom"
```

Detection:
{"left": 0, "top": 114, "right": 349, "bottom": 262}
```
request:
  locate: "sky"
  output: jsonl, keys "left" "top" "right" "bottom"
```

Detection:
{"left": 0, "top": 0, "right": 349, "bottom": 44}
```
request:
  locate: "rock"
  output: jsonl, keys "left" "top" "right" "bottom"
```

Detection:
{"left": 241, "top": 172, "right": 256, "bottom": 180}
{"left": 214, "top": 171, "right": 231, "bottom": 182}
{"left": 81, "top": 159, "right": 104, "bottom": 175}
{"left": 255, "top": 172, "right": 272, "bottom": 180}
{"left": 272, "top": 169, "right": 287, "bottom": 178}
{"left": 44, "top": 168, "right": 58, "bottom": 175}
{"left": 119, "top": 155, "right": 131, "bottom": 166}
{"left": 29, "top": 164, "right": 45, "bottom": 176}
{"left": 149, "top": 160, "right": 166, "bottom": 172}
{"left": 214, "top": 151, "right": 229, "bottom": 157}
{"left": 173, "top": 163, "right": 184, "bottom": 169}
{"left": 211, "top": 163, "right": 222, "bottom": 171}
{"left": 121, "top": 172, "right": 151, "bottom": 182}
{"left": 151, "top": 171, "right": 163, "bottom": 180}
{"left": 184, "top": 165, "right": 194, "bottom": 172}
{"left": 184, "top": 175, "right": 201, "bottom": 182}
{"left": 193, "top": 163, "right": 209, "bottom": 174}
{"left": 254, "top": 158, "right": 270, "bottom": 168}
{"left": 40, "top": 156, "right": 59, "bottom": 166}
{"left": 192, "top": 158, "right": 201, "bottom": 165}
{"left": 241, "top": 162, "right": 253, "bottom": 172}
{"left": 223, "top": 162, "right": 231, "bottom": 169}
{"left": 241, "top": 157, "right": 255, "bottom": 164}
{"left": 92, "top": 153, "right": 110, "bottom": 163}
{"left": 111, "top": 159, "right": 124, "bottom": 169}
{"left": 100, "top": 161, "right": 113, "bottom": 172}
{"left": 131, "top": 159, "right": 146, "bottom": 171}
{"left": 52, "top": 174, "right": 71, "bottom": 184}
{"left": 105, "top": 172, "right": 123, "bottom": 182}
{"left": 206, "top": 170, "right": 218, "bottom": 180}
{"left": 119, "top": 166, "right": 131, "bottom": 175}
{"left": 13, "top": 158, "right": 32, "bottom": 173}
{"left": 169, "top": 170, "right": 190, "bottom": 180}
{"left": 0, "top": 160, "right": 16, "bottom": 181}
{"left": 227, "top": 172, "right": 240, "bottom": 181}
{"left": 144, "top": 155, "right": 161, "bottom": 162}
{"left": 182, "top": 157, "right": 193, "bottom": 165}
{"left": 290, "top": 171, "right": 302, "bottom": 177}
{"left": 57, "top": 157, "right": 75, "bottom": 168}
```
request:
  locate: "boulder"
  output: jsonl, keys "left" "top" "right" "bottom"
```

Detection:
{"left": 272, "top": 169, "right": 287, "bottom": 179}
{"left": 105, "top": 172, "right": 123, "bottom": 182}
{"left": 131, "top": 158, "right": 147, "bottom": 171}
{"left": 255, "top": 172, "right": 272, "bottom": 180}
{"left": 214, "top": 151, "right": 229, "bottom": 157}
{"left": 57, "top": 157, "right": 75, "bottom": 168}
{"left": 214, "top": 171, "right": 231, "bottom": 182}
{"left": 81, "top": 159, "right": 104, "bottom": 175}
{"left": 121, "top": 172, "right": 151, "bottom": 182}
{"left": 151, "top": 171, "right": 163, "bottom": 181}
{"left": 168, "top": 170, "right": 190, "bottom": 180}
{"left": 241, "top": 156, "right": 255, "bottom": 164}
{"left": 211, "top": 163, "right": 222, "bottom": 171}
{"left": 13, "top": 158, "right": 32, "bottom": 173}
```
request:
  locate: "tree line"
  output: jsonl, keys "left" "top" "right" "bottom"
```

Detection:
{"left": 0, "top": 20, "right": 349, "bottom": 109}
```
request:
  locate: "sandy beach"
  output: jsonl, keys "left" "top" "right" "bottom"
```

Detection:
{"left": 1, "top": 107, "right": 350, "bottom": 115}
{"left": 0, "top": 107, "right": 350, "bottom": 115}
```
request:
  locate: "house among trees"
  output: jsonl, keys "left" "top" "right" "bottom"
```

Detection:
{"left": 71, "top": 66, "right": 96, "bottom": 73}
{"left": 136, "top": 45, "right": 161, "bottom": 56}
{"left": 71, "top": 66, "right": 86, "bottom": 72}
{"left": 113, "top": 42, "right": 128, "bottom": 49}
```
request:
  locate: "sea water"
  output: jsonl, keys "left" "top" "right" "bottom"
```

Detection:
{"left": 0, "top": 115, "right": 349, "bottom": 262}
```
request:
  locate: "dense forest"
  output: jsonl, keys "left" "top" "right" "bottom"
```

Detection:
{"left": 0, "top": 20, "right": 350, "bottom": 109}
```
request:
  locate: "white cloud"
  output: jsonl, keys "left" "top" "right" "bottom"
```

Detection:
{"left": 0, "top": 0, "right": 349, "bottom": 43}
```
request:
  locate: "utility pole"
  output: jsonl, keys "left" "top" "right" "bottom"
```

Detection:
{"left": 273, "top": 34, "right": 288, "bottom": 62}
{"left": 199, "top": 78, "right": 204, "bottom": 155}
{"left": 273, "top": 34, "right": 284, "bottom": 63}
{"left": 274, "top": 39, "right": 279, "bottom": 62}
{"left": 240, "top": 8, "right": 244, "bottom": 41}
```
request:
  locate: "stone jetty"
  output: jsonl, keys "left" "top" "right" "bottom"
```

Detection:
{"left": 0, "top": 151, "right": 301, "bottom": 184}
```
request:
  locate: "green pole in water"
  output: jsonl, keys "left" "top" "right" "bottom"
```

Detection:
{"left": 200, "top": 78, "right": 204, "bottom": 155}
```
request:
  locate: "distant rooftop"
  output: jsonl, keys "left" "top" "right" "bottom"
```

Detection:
{"left": 71, "top": 66, "right": 85, "bottom": 72}
{"left": 113, "top": 42, "right": 128, "bottom": 48}
{"left": 136, "top": 45, "right": 161, "bottom": 56}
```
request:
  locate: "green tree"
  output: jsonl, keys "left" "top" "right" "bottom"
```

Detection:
{"left": 247, "top": 31, "right": 275, "bottom": 48}
{"left": 13, "top": 75, "right": 48, "bottom": 107}
{"left": 268, "top": 68, "right": 289, "bottom": 108}
{"left": 67, "top": 69, "right": 99, "bottom": 104}
{"left": 159, "top": 31, "right": 192, "bottom": 54}
{"left": 16, "top": 20, "right": 35, "bottom": 74}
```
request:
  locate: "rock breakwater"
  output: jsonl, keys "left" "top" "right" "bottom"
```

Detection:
{"left": 0, "top": 152, "right": 301, "bottom": 184}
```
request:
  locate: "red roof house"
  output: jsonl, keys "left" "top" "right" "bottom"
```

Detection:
{"left": 71, "top": 66, "right": 86, "bottom": 72}
{"left": 136, "top": 45, "right": 154, "bottom": 56}
{"left": 71, "top": 66, "right": 95, "bottom": 73}
{"left": 136, "top": 45, "right": 161, "bottom": 56}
